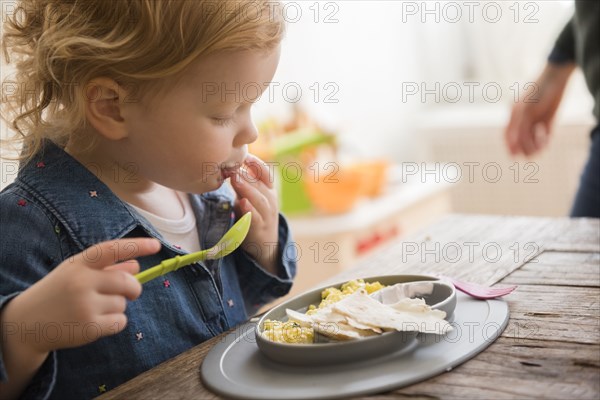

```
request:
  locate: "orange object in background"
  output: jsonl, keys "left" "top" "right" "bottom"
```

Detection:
{"left": 252, "top": 108, "right": 391, "bottom": 215}
{"left": 304, "top": 160, "right": 390, "bottom": 214}
{"left": 348, "top": 160, "right": 390, "bottom": 198}
{"left": 304, "top": 167, "right": 363, "bottom": 214}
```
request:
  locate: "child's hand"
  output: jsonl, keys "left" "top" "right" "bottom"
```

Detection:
{"left": 230, "top": 154, "right": 280, "bottom": 274}
{"left": 3, "top": 238, "right": 160, "bottom": 355}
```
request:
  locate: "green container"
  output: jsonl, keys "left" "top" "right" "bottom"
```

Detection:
{"left": 276, "top": 157, "right": 312, "bottom": 214}
{"left": 270, "top": 129, "right": 335, "bottom": 214}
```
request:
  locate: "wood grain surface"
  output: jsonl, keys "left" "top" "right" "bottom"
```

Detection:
{"left": 97, "top": 216, "right": 600, "bottom": 400}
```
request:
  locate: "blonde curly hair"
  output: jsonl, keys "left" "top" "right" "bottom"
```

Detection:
{"left": 1, "top": 0, "right": 284, "bottom": 162}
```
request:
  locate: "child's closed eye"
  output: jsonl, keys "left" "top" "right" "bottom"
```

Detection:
{"left": 211, "top": 116, "right": 234, "bottom": 127}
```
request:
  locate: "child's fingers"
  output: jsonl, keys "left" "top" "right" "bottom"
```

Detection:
{"left": 234, "top": 170, "right": 276, "bottom": 205}
{"left": 96, "top": 294, "right": 128, "bottom": 314}
{"left": 97, "top": 314, "right": 128, "bottom": 337}
{"left": 243, "top": 153, "right": 274, "bottom": 189}
{"left": 236, "top": 197, "right": 258, "bottom": 219}
{"left": 96, "top": 270, "right": 142, "bottom": 300}
{"left": 75, "top": 238, "right": 161, "bottom": 269}
{"left": 234, "top": 198, "right": 264, "bottom": 229}
{"left": 233, "top": 197, "right": 246, "bottom": 219}
{"left": 231, "top": 174, "right": 271, "bottom": 219}
{"left": 104, "top": 260, "right": 141, "bottom": 275}
{"left": 233, "top": 166, "right": 278, "bottom": 206}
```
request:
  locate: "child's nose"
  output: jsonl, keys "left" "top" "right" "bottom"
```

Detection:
{"left": 235, "top": 121, "right": 258, "bottom": 146}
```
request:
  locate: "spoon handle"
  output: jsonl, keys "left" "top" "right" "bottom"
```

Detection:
{"left": 134, "top": 212, "right": 251, "bottom": 284}
{"left": 135, "top": 258, "right": 175, "bottom": 284}
{"left": 135, "top": 252, "right": 208, "bottom": 284}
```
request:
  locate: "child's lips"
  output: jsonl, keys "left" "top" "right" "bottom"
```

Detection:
{"left": 220, "top": 164, "right": 243, "bottom": 180}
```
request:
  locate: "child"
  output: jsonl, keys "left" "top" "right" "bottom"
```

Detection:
{"left": 0, "top": 1, "right": 296, "bottom": 399}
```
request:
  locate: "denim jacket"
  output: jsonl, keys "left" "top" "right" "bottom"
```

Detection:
{"left": 0, "top": 140, "right": 296, "bottom": 399}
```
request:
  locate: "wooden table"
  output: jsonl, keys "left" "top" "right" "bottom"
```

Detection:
{"left": 98, "top": 215, "right": 600, "bottom": 399}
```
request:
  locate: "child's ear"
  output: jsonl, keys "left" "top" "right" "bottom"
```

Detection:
{"left": 84, "top": 78, "right": 129, "bottom": 140}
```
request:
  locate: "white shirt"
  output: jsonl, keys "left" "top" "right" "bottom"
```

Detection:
{"left": 128, "top": 192, "right": 201, "bottom": 253}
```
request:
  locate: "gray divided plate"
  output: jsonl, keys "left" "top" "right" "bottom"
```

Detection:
{"left": 201, "top": 291, "right": 509, "bottom": 399}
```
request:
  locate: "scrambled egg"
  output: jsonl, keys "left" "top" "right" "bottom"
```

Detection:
{"left": 262, "top": 279, "right": 385, "bottom": 344}
{"left": 261, "top": 320, "right": 314, "bottom": 344}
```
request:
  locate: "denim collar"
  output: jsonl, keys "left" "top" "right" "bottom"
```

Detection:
{"left": 17, "top": 140, "right": 231, "bottom": 251}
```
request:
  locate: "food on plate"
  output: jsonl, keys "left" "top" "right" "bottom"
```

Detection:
{"left": 261, "top": 320, "right": 314, "bottom": 344}
{"left": 261, "top": 279, "right": 452, "bottom": 344}
{"left": 332, "top": 289, "right": 452, "bottom": 335}
{"left": 306, "top": 278, "right": 386, "bottom": 314}
{"left": 262, "top": 279, "right": 383, "bottom": 343}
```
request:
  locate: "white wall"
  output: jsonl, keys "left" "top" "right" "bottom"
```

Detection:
{"left": 253, "top": 1, "right": 585, "bottom": 163}
{"left": 253, "top": 1, "right": 425, "bottom": 161}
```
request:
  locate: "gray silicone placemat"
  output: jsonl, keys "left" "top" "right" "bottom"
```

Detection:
{"left": 201, "top": 291, "right": 509, "bottom": 399}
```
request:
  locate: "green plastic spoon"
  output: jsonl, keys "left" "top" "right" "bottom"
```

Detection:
{"left": 135, "top": 212, "right": 252, "bottom": 284}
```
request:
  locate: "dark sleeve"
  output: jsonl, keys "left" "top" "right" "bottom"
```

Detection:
{"left": 0, "top": 188, "right": 63, "bottom": 399}
{"left": 548, "top": 17, "right": 576, "bottom": 64}
{"left": 234, "top": 214, "right": 297, "bottom": 314}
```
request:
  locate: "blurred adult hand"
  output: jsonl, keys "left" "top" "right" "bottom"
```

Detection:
{"left": 505, "top": 62, "right": 576, "bottom": 157}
